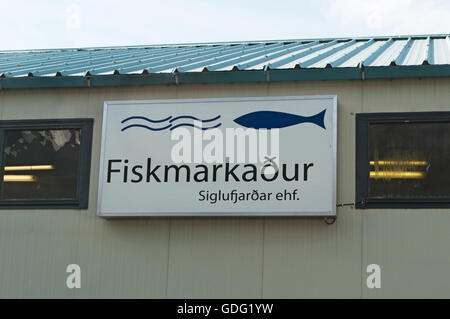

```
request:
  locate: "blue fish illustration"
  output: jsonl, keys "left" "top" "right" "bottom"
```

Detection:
{"left": 234, "top": 110, "right": 326, "bottom": 129}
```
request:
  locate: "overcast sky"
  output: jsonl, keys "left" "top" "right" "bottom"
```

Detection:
{"left": 2, "top": 0, "right": 450, "bottom": 50}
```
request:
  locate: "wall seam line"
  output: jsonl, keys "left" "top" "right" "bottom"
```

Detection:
{"left": 260, "top": 217, "right": 266, "bottom": 298}
{"left": 360, "top": 212, "right": 364, "bottom": 298}
{"left": 360, "top": 79, "right": 365, "bottom": 299}
{"left": 165, "top": 217, "right": 172, "bottom": 298}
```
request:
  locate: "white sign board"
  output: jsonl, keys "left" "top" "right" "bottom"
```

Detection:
{"left": 98, "top": 96, "right": 337, "bottom": 217}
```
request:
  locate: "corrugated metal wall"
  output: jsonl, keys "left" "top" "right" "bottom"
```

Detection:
{"left": 0, "top": 78, "right": 449, "bottom": 298}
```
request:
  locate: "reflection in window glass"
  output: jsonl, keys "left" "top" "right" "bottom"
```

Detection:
{"left": 1, "top": 129, "right": 80, "bottom": 200}
{"left": 369, "top": 122, "right": 450, "bottom": 199}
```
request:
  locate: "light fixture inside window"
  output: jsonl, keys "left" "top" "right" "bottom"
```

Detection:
{"left": 369, "top": 160, "right": 427, "bottom": 166}
{"left": 4, "top": 164, "right": 54, "bottom": 171}
{"left": 369, "top": 159, "right": 428, "bottom": 179}
{"left": 369, "top": 171, "right": 425, "bottom": 179}
{"left": 3, "top": 175, "right": 37, "bottom": 182}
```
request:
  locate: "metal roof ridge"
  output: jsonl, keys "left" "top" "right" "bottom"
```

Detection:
{"left": 1, "top": 34, "right": 450, "bottom": 53}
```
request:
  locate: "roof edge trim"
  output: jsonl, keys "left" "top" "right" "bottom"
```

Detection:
{"left": 1, "top": 65, "right": 450, "bottom": 89}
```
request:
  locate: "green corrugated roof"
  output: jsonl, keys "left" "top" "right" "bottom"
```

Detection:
{"left": 1, "top": 34, "right": 450, "bottom": 89}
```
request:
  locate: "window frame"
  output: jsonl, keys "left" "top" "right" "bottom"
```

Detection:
{"left": 0, "top": 118, "right": 93, "bottom": 209}
{"left": 356, "top": 111, "right": 450, "bottom": 209}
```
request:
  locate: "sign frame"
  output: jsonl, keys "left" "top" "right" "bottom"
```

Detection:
{"left": 97, "top": 95, "right": 337, "bottom": 217}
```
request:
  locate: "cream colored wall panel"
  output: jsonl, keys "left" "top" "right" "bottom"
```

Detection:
{"left": 0, "top": 204, "right": 170, "bottom": 299}
{"left": 166, "top": 218, "right": 264, "bottom": 298}
{"left": 262, "top": 207, "right": 361, "bottom": 298}
{"left": 361, "top": 210, "right": 450, "bottom": 298}
{"left": 174, "top": 82, "right": 271, "bottom": 100}
{"left": 0, "top": 90, "right": 4, "bottom": 119}
{"left": 361, "top": 78, "right": 450, "bottom": 113}
{"left": 0, "top": 212, "right": 79, "bottom": 298}
{"left": 359, "top": 78, "right": 450, "bottom": 298}
{"left": 73, "top": 217, "right": 170, "bottom": 298}
{"left": 1, "top": 88, "right": 89, "bottom": 120}
{"left": 0, "top": 78, "right": 449, "bottom": 298}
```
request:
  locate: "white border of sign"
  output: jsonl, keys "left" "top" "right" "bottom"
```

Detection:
{"left": 97, "top": 95, "right": 337, "bottom": 217}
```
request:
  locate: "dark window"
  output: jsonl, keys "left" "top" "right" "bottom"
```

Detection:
{"left": 356, "top": 112, "right": 450, "bottom": 208}
{"left": 0, "top": 119, "right": 93, "bottom": 209}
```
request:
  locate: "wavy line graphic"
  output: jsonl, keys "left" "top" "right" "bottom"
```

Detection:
{"left": 121, "top": 116, "right": 172, "bottom": 124}
{"left": 121, "top": 124, "right": 172, "bottom": 131}
{"left": 169, "top": 115, "right": 221, "bottom": 123}
{"left": 120, "top": 114, "right": 222, "bottom": 132}
{"left": 170, "top": 123, "right": 222, "bottom": 131}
